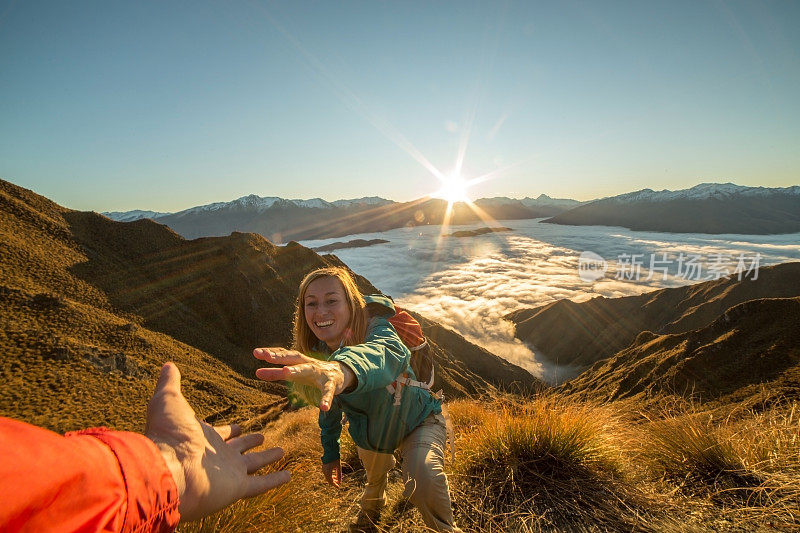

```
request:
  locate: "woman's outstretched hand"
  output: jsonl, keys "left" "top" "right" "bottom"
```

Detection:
{"left": 253, "top": 347, "right": 356, "bottom": 411}
{"left": 322, "top": 459, "right": 342, "bottom": 488}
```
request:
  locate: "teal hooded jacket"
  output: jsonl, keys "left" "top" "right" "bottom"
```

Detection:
{"left": 318, "top": 295, "right": 441, "bottom": 464}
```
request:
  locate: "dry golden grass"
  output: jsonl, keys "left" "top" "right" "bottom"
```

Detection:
{"left": 638, "top": 401, "right": 800, "bottom": 527}
{"left": 448, "top": 395, "right": 659, "bottom": 532}
{"left": 176, "top": 395, "right": 800, "bottom": 532}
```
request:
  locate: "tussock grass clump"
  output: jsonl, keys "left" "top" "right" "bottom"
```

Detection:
{"left": 640, "top": 402, "right": 800, "bottom": 526}
{"left": 445, "top": 398, "right": 495, "bottom": 432}
{"left": 642, "top": 412, "right": 756, "bottom": 489}
{"left": 451, "top": 396, "right": 654, "bottom": 532}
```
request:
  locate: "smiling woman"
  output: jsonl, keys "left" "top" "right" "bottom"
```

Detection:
{"left": 253, "top": 266, "right": 462, "bottom": 531}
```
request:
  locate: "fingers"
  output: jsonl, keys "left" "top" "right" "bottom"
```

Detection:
{"left": 255, "top": 367, "right": 292, "bottom": 382}
{"left": 213, "top": 423, "right": 241, "bottom": 441}
{"left": 255, "top": 363, "right": 315, "bottom": 383}
{"left": 227, "top": 432, "right": 265, "bottom": 454}
{"left": 253, "top": 347, "right": 309, "bottom": 366}
{"left": 243, "top": 471, "right": 291, "bottom": 499}
{"left": 243, "top": 446, "right": 285, "bottom": 474}
{"left": 155, "top": 362, "right": 181, "bottom": 395}
{"left": 320, "top": 380, "right": 336, "bottom": 412}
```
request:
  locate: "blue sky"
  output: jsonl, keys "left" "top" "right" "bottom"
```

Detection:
{"left": 1, "top": 0, "right": 798, "bottom": 211}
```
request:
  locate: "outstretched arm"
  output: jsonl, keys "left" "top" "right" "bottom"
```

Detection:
{"left": 254, "top": 347, "right": 356, "bottom": 411}
{"left": 0, "top": 362, "right": 290, "bottom": 531}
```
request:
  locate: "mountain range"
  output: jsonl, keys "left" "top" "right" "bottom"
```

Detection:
{"left": 0, "top": 178, "right": 538, "bottom": 432}
{"left": 543, "top": 182, "right": 800, "bottom": 234}
{"left": 102, "top": 194, "right": 578, "bottom": 243}
{"left": 104, "top": 182, "right": 800, "bottom": 242}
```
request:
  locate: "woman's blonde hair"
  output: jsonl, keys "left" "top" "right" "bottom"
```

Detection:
{"left": 292, "top": 267, "right": 368, "bottom": 354}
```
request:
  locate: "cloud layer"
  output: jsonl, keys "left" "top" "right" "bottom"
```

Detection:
{"left": 301, "top": 220, "right": 800, "bottom": 383}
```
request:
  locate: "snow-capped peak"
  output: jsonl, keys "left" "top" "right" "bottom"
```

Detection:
{"left": 177, "top": 194, "right": 283, "bottom": 215}
{"left": 332, "top": 196, "right": 393, "bottom": 207}
{"left": 229, "top": 194, "right": 284, "bottom": 209}
{"left": 290, "top": 198, "right": 334, "bottom": 209}
{"left": 607, "top": 182, "right": 800, "bottom": 203}
{"left": 102, "top": 210, "right": 169, "bottom": 222}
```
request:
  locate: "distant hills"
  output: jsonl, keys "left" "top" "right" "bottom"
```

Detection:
{"left": 563, "top": 296, "right": 800, "bottom": 406}
{"left": 104, "top": 182, "right": 800, "bottom": 241}
{"left": 506, "top": 262, "right": 800, "bottom": 405}
{"left": 312, "top": 238, "right": 389, "bottom": 252}
{"left": 543, "top": 183, "right": 800, "bottom": 234}
{"left": 103, "top": 194, "right": 579, "bottom": 243}
{"left": 0, "top": 178, "right": 538, "bottom": 432}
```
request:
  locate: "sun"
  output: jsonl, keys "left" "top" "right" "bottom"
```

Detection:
{"left": 432, "top": 173, "right": 472, "bottom": 204}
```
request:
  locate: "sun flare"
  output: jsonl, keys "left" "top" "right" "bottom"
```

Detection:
{"left": 432, "top": 173, "right": 472, "bottom": 204}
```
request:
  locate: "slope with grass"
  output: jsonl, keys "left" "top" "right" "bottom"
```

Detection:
{"left": 0, "top": 179, "right": 289, "bottom": 431}
{"left": 506, "top": 261, "right": 800, "bottom": 368}
{"left": 562, "top": 296, "right": 800, "bottom": 407}
{"left": 181, "top": 393, "right": 800, "bottom": 532}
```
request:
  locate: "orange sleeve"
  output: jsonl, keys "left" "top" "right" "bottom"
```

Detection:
{"left": 0, "top": 417, "right": 180, "bottom": 532}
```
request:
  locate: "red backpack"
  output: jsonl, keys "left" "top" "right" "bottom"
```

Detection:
{"left": 387, "top": 308, "right": 434, "bottom": 388}
{"left": 365, "top": 299, "right": 439, "bottom": 402}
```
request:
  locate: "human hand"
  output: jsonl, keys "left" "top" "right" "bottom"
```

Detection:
{"left": 322, "top": 459, "right": 342, "bottom": 488}
{"left": 253, "top": 347, "right": 355, "bottom": 412}
{"left": 145, "top": 363, "right": 290, "bottom": 522}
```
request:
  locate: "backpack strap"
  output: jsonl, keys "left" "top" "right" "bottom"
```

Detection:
{"left": 386, "top": 366, "right": 439, "bottom": 405}
{"left": 408, "top": 340, "right": 428, "bottom": 351}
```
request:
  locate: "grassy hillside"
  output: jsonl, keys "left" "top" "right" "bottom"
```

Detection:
{"left": 563, "top": 297, "right": 800, "bottom": 408}
{"left": 0, "top": 178, "right": 537, "bottom": 431}
{"left": 0, "top": 179, "right": 287, "bottom": 430}
{"left": 507, "top": 262, "right": 800, "bottom": 368}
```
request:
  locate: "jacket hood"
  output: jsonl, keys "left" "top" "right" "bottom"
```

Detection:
{"left": 363, "top": 294, "right": 396, "bottom": 317}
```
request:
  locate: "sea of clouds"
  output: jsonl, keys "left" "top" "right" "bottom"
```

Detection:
{"left": 299, "top": 220, "right": 800, "bottom": 383}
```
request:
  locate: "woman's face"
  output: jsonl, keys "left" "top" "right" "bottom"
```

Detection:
{"left": 304, "top": 276, "right": 351, "bottom": 350}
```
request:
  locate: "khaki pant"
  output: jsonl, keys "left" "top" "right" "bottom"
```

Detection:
{"left": 357, "top": 412, "right": 460, "bottom": 532}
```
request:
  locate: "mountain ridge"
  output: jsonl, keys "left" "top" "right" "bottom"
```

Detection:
{"left": 543, "top": 182, "right": 800, "bottom": 234}
{"left": 102, "top": 193, "right": 578, "bottom": 222}
{"left": 506, "top": 261, "right": 800, "bottom": 369}
{"left": 562, "top": 296, "right": 800, "bottom": 407}
{"left": 101, "top": 196, "right": 573, "bottom": 243}
{"left": 102, "top": 181, "right": 800, "bottom": 240}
